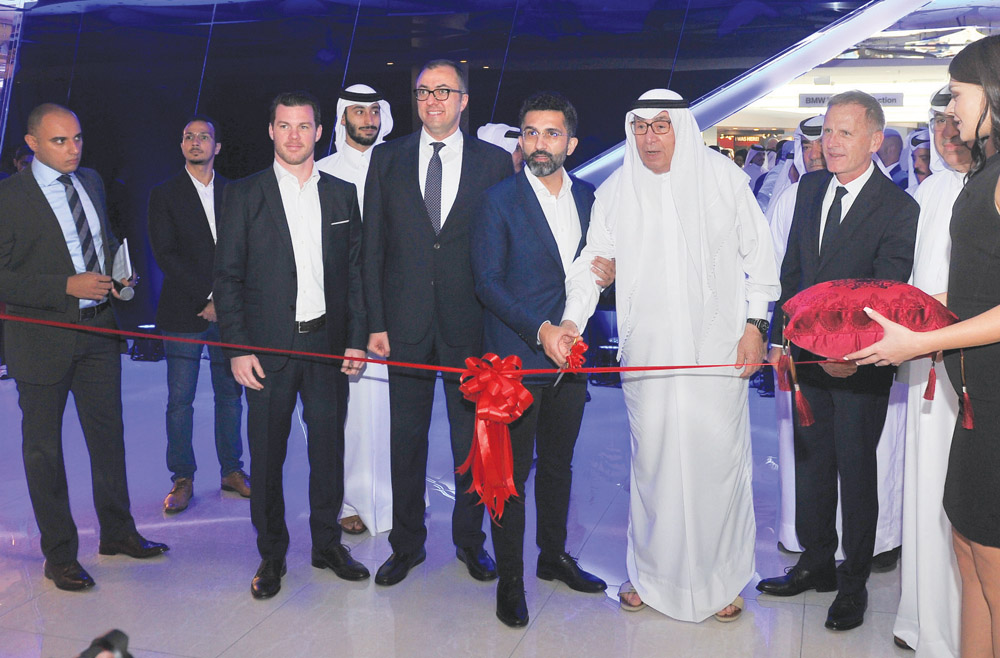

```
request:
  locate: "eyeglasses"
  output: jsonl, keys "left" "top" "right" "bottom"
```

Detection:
{"left": 522, "top": 128, "right": 566, "bottom": 141}
{"left": 413, "top": 88, "right": 464, "bottom": 102}
{"left": 630, "top": 118, "right": 672, "bottom": 135}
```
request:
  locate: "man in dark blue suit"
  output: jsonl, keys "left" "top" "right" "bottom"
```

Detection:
{"left": 363, "top": 60, "right": 513, "bottom": 587}
{"left": 472, "top": 92, "right": 610, "bottom": 627}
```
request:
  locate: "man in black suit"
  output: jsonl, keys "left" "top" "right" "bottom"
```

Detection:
{"left": 214, "top": 91, "right": 370, "bottom": 599}
{"left": 363, "top": 59, "right": 513, "bottom": 586}
{"left": 148, "top": 115, "right": 248, "bottom": 514}
{"left": 472, "top": 92, "right": 609, "bottom": 627}
{"left": 0, "top": 103, "right": 168, "bottom": 591}
{"left": 757, "top": 91, "right": 918, "bottom": 631}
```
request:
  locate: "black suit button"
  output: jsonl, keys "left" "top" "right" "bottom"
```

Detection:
{"left": 430, "top": 280, "right": 435, "bottom": 287}
{"left": 433, "top": 243, "right": 440, "bottom": 250}
{"left": 290, "top": 304, "right": 295, "bottom": 311}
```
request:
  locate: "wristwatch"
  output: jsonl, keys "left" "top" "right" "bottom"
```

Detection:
{"left": 746, "top": 318, "right": 770, "bottom": 337}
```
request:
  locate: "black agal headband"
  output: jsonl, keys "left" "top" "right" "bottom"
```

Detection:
{"left": 339, "top": 89, "right": 383, "bottom": 103}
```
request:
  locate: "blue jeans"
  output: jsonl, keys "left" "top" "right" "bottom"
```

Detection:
{"left": 163, "top": 324, "right": 244, "bottom": 481}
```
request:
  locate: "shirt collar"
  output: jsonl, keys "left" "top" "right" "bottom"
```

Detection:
{"left": 832, "top": 159, "right": 875, "bottom": 196}
{"left": 272, "top": 159, "right": 319, "bottom": 187}
{"left": 524, "top": 166, "right": 573, "bottom": 200}
{"left": 420, "top": 126, "right": 463, "bottom": 152}
{"left": 185, "top": 166, "right": 215, "bottom": 190}
{"left": 31, "top": 158, "right": 69, "bottom": 187}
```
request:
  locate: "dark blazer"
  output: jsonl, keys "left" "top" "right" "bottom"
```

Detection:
{"left": 0, "top": 166, "right": 121, "bottom": 384}
{"left": 148, "top": 169, "right": 228, "bottom": 333}
{"left": 772, "top": 166, "right": 918, "bottom": 385}
{"left": 213, "top": 167, "right": 365, "bottom": 371}
{"left": 362, "top": 130, "right": 514, "bottom": 347}
{"left": 472, "top": 170, "right": 594, "bottom": 374}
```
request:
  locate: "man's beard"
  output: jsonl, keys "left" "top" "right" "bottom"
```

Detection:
{"left": 346, "top": 121, "right": 379, "bottom": 147}
{"left": 525, "top": 149, "right": 566, "bottom": 177}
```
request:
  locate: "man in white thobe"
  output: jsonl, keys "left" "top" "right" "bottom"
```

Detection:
{"left": 316, "top": 84, "right": 394, "bottom": 536}
{"left": 892, "top": 84, "right": 970, "bottom": 657}
{"left": 545, "top": 89, "right": 780, "bottom": 622}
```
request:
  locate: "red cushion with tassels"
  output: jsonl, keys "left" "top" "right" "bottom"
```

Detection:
{"left": 782, "top": 279, "right": 958, "bottom": 359}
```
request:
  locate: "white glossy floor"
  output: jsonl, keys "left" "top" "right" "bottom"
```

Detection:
{"left": 0, "top": 357, "right": 914, "bottom": 658}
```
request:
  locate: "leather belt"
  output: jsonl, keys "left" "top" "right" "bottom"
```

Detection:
{"left": 295, "top": 314, "right": 326, "bottom": 334}
{"left": 78, "top": 301, "right": 109, "bottom": 321}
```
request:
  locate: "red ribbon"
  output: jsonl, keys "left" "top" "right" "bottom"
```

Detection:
{"left": 567, "top": 337, "right": 589, "bottom": 368}
{"left": 457, "top": 353, "right": 534, "bottom": 523}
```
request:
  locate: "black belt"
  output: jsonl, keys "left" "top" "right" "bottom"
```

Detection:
{"left": 78, "top": 301, "right": 109, "bottom": 321}
{"left": 295, "top": 314, "right": 326, "bottom": 334}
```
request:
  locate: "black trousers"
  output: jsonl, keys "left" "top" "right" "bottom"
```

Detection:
{"left": 245, "top": 329, "right": 347, "bottom": 560}
{"left": 793, "top": 371, "right": 890, "bottom": 595}
{"left": 490, "top": 375, "right": 587, "bottom": 579}
{"left": 17, "top": 308, "right": 137, "bottom": 565}
{"left": 386, "top": 322, "right": 485, "bottom": 555}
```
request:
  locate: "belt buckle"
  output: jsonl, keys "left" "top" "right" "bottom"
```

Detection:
{"left": 297, "top": 321, "right": 308, "bottom": 334}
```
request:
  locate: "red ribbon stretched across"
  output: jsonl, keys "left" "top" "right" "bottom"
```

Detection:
{"left": 457, "top": 353, "right": 534, "bottom": 523}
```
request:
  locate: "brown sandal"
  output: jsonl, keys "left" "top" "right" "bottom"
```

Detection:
{"left": 339, "top": 515, "right": 367, "bottom": 535}
{"left": 713, "top": 595, "right": 744, "bottom": 623}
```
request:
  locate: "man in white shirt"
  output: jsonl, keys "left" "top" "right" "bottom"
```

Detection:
{"left": 471, "top": 92, "right": 610, "bottom": 627}
{"left": 316, "top": 84, "right": 394, "bottom": 537}
{"left": 148, "top": 116, "right": 248, "bottom": 514}
{"left": 214, "top": 91, "right": 370, "bottom": 599}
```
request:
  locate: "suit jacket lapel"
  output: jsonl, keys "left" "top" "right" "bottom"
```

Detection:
{"left": 819, "top": 170, "right": 881, "bottom": 269}
{"left": 178, "top": 171, "right": 216, "bottom": 247}
{"left": 570, "top": 178, "right": 590, "bottom": 258}
{"left": 401, "top": 133, "right": 434, "bottom": 234}
{"left": 440, "top": 132, "right": 475, "bottom": 235}
{"left": 261, "top": 169, "right": 296, "bottom": 259}
{"left": 20, "top": 171, "right": 77, "bottom": 274}
{"left": 515, "top": 171, "right": 563, "bottom": 270}
{"left": 318, "top": 175, "right": 335, "bottom": 264}
{"left": 75, "top": 170, "right": 117, "bottom": 268}
{"left": 808, "top": 171, "right": 833, "bottom": 268}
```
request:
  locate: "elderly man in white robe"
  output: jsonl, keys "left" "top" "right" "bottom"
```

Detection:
{"left": 316, "top": 84, "right": 394, "bottom": 536}
{"left": 768, "top": 116, "right": 907, "bottom": 572}
{"left": 544, "top": 89, "right": 780, "bottom": 622}
{"left": 891, "top": 84, "right": 971, "bottom": 656}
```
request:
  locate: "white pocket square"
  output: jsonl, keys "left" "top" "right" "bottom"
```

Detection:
{"left": 330, "top": 219, "right": 350, "bottom": 226}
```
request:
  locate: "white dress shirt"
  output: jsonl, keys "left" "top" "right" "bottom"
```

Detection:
{"left": 273, "top": 161, "right": 325, "bottom": 322}
{"left": 524, "top": 166, "right": 581, "bottom": 271}
{"left": 31, "top": 159, "right": 106, "bottom": 308}
{"left": 185, "top": 167, "right": 217, "bottom": 243}
{"left": 418, "top": 127, "right": 463, "bottom": 228}
{"left": 818, "top": 159, "right": 875, "bottom": 253}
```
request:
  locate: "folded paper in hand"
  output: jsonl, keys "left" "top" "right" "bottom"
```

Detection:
{"left": 112, "top": 239, "right": 134, "bottom": 301}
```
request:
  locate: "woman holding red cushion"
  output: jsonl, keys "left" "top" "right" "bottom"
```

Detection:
{"left": 850, "top": 34, "right": 1000, "bottom": 658}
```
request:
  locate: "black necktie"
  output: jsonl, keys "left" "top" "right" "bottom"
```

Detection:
{"left": 820, "top": 186, "right": 848, "bottom": 256}
{"left": 57, "top": 174, "right": 101, "bottom": 273}
{"left": 425, "top": 142, "right": 445, "bottom": 235}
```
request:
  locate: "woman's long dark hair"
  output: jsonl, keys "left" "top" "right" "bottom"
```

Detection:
{"left": 949, "top": 35, "right": 1000, "bottom": 176}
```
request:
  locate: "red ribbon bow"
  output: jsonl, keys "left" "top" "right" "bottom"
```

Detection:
{"left": 457, "top": 353, "right": 534, "bottom": 522}
{"left": 567, "top": 337, "right": 588, "bottom": 368}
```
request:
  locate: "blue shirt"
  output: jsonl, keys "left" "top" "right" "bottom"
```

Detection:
{"left": 31, "top": 159, "right": 106, "bottom": 308}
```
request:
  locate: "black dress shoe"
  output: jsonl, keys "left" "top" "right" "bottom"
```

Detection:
{"left": 311, "top": 544, "right": 370, "bottom": 581}
{"left": 756, "top": 563, "right": 837, "bottom": 596}
{"left": 536, "top": 552, "right": 607, "bottom": 593}
{"left": 43, "top": 560, "right": 95, "bottom": 591}
{"left": 375, "top": 548, "right": 426, "bottom": 586}
{"left": 98, "top": 534, "right": 169, "bottom": 559}
{"left": 871, "top": 546, "right": 901, "bottom": 572}
{"left": 251, "top": 559, "right": 286, "bottom": 599}
{"left": 496, "top": 576, "right": 528, "bottom": 627}
{"left": 457, "top": 545, "right": 497, "bottom": 581}
{"left": 825, "top": 589, "right": 868, "bottom": 631}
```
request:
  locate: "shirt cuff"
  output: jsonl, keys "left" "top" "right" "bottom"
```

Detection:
{"left": 747, "top": 299, "right": 769, "bottom": 319}
{"left": 536, "top": 320, "right": 551, "bottom": 345}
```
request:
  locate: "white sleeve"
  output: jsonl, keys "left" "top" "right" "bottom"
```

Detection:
{"left": 737, "top": 182, "right": 781, "bottom": 319}
{"left": 562, "top": 196, "right": 615, "bottom": 332}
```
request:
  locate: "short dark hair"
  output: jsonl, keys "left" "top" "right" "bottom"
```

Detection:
{"left": 269, "top": 91, "right": 321, "bottom": 126}
{"left": 827, "top": 90, "right": 885, "bottom": 133}
{"left": 26, "top": 103, "right": 75, "bottom": 136}
{"left": 418, "top": 59, "right": 468, "bottom": 92}
{"left": 949, "top": 34, "right": 1000, "bottom": 175}
{"left": 14, "top": 145, "right": 33, "bottom": 160}
{"left": 518, "top": 91, "right": 579, "bottom": 138}
{"left": 184, "top": 114, "right": 221, "bottom": 142}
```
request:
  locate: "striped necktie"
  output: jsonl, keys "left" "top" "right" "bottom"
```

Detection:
{"left": 57, "top": 174, "right": 101, "bottom": 273}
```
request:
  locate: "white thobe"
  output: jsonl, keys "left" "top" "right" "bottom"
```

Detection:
{"left": 564, "top": 163, "right": 779, "bottom": 621}
{"left": 892, "top": 168, "right": 964, "bottom": 658}
{"left": 316, "top": 147, "right": 393, "bottom": 535}
{"left": 768, "top": 181, "right": 905, "bottom": 557}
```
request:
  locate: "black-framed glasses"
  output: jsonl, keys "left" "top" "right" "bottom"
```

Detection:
{"left": 413, "top": 88, "right": 464, "bottom": 101}
{"left": 630, "top": 118, "right": 672, "bottom": 135}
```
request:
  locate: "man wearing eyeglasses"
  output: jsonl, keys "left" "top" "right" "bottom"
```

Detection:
{"left": 363, "top": 59, "right": 514, "bottom": 587}
{"left": 545, "top": 89, "right": 779, "bottom": 623}
{"left": 471, "top": 91, "right": 611, "bottom": 627}
{"left": 148, "top": 115, "right": 248, "bottom": 515}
